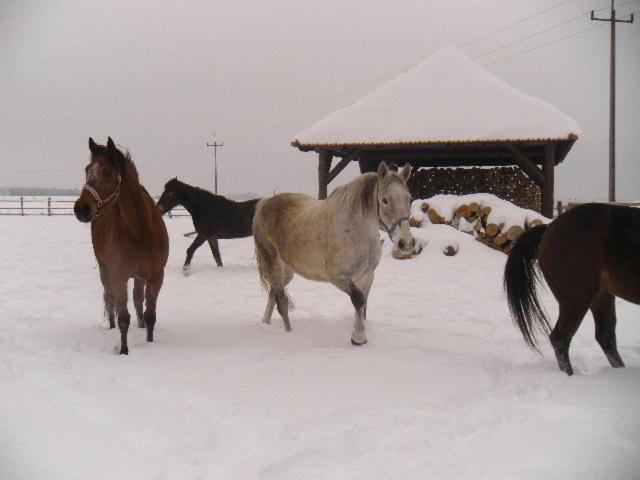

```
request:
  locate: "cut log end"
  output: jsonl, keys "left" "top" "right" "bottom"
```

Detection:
{"left": 443, "top": 244, "right": 459, "bottom": 256}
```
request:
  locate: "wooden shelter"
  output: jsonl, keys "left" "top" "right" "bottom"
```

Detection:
{"left": 291, "top": 47, "right": 580, "bottom": 218}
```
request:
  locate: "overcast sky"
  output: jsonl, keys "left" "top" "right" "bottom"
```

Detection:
{"left": 1, "top": 0, "right": 638, "bottom": 201}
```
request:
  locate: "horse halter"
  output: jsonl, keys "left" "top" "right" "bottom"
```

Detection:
{"left": 379, "top": 216, "right": 410, "bottom": 240}
{"left": 82, "top": 174, "right": 121, "bottom": 215}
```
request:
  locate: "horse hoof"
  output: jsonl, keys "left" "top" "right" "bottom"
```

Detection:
{"left": 606, "top": 351, "right": 625, "bottom": 368}
{"left": 182, "top": 266, "right": 191, "bottom": 276}
{"left": 351, "top": 338, "right": 367, "bottom": 346}
{"left": 120, "top": 347, "right": 129, "bottom": 355}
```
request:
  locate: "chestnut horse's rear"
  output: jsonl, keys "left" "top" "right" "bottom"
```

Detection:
{"left": 504, "top": 203, "right": 640, "bottom": 375}
{"left": 75, "top": 137, "right": 168, "bottom": 354}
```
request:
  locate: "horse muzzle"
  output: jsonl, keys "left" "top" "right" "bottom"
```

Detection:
{"left": 156, "top": 204, "right": 165, "bottom": 215}
{"left": 74, "top": 202, "right": 92, "bottom": 223}
{"left": 396, "top": 237, "right": 417, "bottom": 253}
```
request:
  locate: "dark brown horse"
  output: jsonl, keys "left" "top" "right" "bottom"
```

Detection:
{"left": 156, "top": 178, "right": 259, "bottom": 274}
{"left": 504, "top": 203, "right": 640, "bottom": 375}
{"left": 74, "top": 137, "right": 169, "bottom": 355}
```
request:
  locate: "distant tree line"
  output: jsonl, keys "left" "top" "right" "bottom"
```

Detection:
{"left": 0, "top": 187, "right": 80, "bottom": 196}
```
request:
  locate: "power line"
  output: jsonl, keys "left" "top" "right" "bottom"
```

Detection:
{"left": 474, "top": 1, "right": 638, "bottom": 60}
{"left": 473, "top": 11, "right": 590, "bottom": 60}
{"left": 228, "top": 1, "right": 584, "bottom": 135}
{"left": 227, "top": 1, "right": 638, "bottom": 137}
{"left": 483, "top": 22, "right": 608, "bottom": 66}
{"left": 460, "top": 0, "right": 576, "bottom": 48}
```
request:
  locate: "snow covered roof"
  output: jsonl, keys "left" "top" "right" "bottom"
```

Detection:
{"left": 292, "top": 46, "right": 580, "bottom": 149}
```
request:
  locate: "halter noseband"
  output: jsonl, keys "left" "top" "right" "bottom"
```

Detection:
{"left": 379, "top": 216, "right": 410, "bottom": 239}
{"left": 82, "top": 174, "right": 121, "bottom": 215}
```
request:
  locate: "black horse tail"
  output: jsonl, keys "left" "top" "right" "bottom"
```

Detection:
{"left": 504, "top": 224, "right": 551, "bottom": 352}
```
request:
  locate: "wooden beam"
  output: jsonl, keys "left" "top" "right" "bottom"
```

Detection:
{"left": 507, "top": 145, "right": 546, "bottom": 188}
{"left": 326, "top": 151, "right": 359, "bottom": 185}
{"left": 541, "top": 144, "right": 556, "bottom": 218}
{"left": 318, "top": 150, "right": 332, "bottom": 200}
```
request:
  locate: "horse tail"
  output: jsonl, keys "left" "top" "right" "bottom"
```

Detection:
{"left": 503, "top": 224, "right": 551, "bottom": 352}
{"left": 255, "top": 236, "right": 273, "bottom": 292}
{"left": 253, "top": 200, "right": 295, "bottom": 310}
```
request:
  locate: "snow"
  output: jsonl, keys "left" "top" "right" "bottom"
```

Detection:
{"left": 2, "top": 216, "right": 640, "bottom": 479}
{"left": 411, "top": 193, "right": 549, "bottom": 231}
{"left": 293, "top": 47, "right": 580, "bottom": 147}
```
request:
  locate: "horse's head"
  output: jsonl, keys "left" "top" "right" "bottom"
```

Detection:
{"left": 156, "top": 178, "right": 180, "bottom": 215}
{"left": 377, "top": 162, "right": 415, "bottom": 253}
{"left": 74, "top": 137, "right": 123, "bottom": 223}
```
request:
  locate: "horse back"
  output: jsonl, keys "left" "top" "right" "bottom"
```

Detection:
{"left": 539, "top": 203, "right": 640, "bottom": 303}
{"left": 192, "top": 197, "right": 259, "bottom": 239}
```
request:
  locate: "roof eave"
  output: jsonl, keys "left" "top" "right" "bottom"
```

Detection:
{"left": 291, "top": 133, "right": 579, "bottom": 152}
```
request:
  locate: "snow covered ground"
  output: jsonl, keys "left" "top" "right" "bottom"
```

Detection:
{"left": 1, "top": 216, "right": 640, "bottom": 479}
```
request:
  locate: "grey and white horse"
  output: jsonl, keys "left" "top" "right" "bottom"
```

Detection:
{"left": 253, "top": 161, "right": 415, "bottom": 345}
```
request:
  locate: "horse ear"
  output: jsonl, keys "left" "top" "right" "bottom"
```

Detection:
{"left": 378, "top": 161, "right": 389, "bottom": 179}
{"left": 399, "top": 163, "right": 412, "bottom": 183}
{"left": 107, "top": 137, "right": 116, "bottom": 151}
{"left": 89, "top": 137, "right": 98, "bottom": 154}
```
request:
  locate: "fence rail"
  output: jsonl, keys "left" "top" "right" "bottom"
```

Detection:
{"left": 0, "top": 197, "right": 190, "bottom": 217}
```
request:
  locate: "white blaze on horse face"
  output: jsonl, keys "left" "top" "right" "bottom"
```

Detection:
{"left": 86, "top": 162, "right": 100, "bottom": 183}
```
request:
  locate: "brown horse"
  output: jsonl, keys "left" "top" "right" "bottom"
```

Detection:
{"left": 74, "top": 137, "right": 169, "bottom": 355}
{"left": 504, "top": 203, "right": 640, "bottom": 375}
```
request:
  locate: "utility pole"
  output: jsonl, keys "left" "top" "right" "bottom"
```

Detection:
{"left": 591, "top": 1, "right": 634, "bottom": 202}
{"left": 206, "top": 134, "right": 224, "bottom": 194}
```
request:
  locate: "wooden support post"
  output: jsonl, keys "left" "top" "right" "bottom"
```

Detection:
{"left": 48, "top": 197, "right": 51, "bottom": 216}
{"left": 326, "top": 151, "right": 358, "bottom": 185}
{"left": 507, "top": 146, "right": 546, "bottom": 188}
{"left": 20, "top": 196, "right": 24, "bottom": 216}
{"left": 541, "top": 144, "right": 556, "bottom": 218}
{"left": 318, "top": 150, "right": 332, "bottom": 199}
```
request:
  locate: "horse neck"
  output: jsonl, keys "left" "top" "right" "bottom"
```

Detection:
{"left": 112, "top": 173, "right": 153, "bottom": 237}
{"left": 172, "top": 184, "right": 208, "bottom": 216}
{"left": 327, "top": 174, "right": 379, "bottom": 230}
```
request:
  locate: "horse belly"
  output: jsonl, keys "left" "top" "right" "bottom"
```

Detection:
{"left": 280, "top": 249, "right": 329, "bottom": 283}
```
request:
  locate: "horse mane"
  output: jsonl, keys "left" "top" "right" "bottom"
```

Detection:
{"left": 165, "top": 178, "right": 227, "bottom": 207}
{"left": 328, "top": 173, "right": 378, "bottom": 217}
{"left": 94, "top": 143, "right": 140, "bottom": 182}
{"left": 328, "top": 171, "right": 409, "bottom": 218}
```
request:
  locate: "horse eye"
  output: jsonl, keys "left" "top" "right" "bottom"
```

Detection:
{"left": 382, "top": 198, "right": 389, "bottom": 205}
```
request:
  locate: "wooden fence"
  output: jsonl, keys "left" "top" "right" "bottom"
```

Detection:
{"left": 0, "top": 197, "right": 189, "bottom": 217}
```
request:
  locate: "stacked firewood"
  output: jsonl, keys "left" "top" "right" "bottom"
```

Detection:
{"left": 410, "top": 201, "right": 544, "bottom": 254}
{"left": 407, "top": 167, "right": 541, "bottom": 211}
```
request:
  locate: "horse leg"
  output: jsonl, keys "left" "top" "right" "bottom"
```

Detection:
{"left": 591, "top": 291, "right": 625, "bottom": 368}
{"left": 549, "top": 300, "right": 591, "bottom": 376}
{"left": 111, "top": 279, "right": 130, "bottom": 355}
{"left": 270, "top": 261, "right": 293, "bottom": 332}
{"left": 183, "top": 233, "right": 208, "bottom": 275}
{"left": 262, "top": 290, "right": 276, "bottom": 325}
{"left": 208, "top": 237, "right": 223, "bottom": 267}
{"left": 99, "top": 262, "right": 115, "bottom": 329}
{"left": 143, "top": 271, "right": 164, "bottom": 343}
{"left": 349, "top": 281, "right": 369, "bottom": 346}
{"left": 274, "top": 287, "right": 291, "bottom": 332}
{"left": 133, "top": 278, "right": 146, "bottom": 328}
